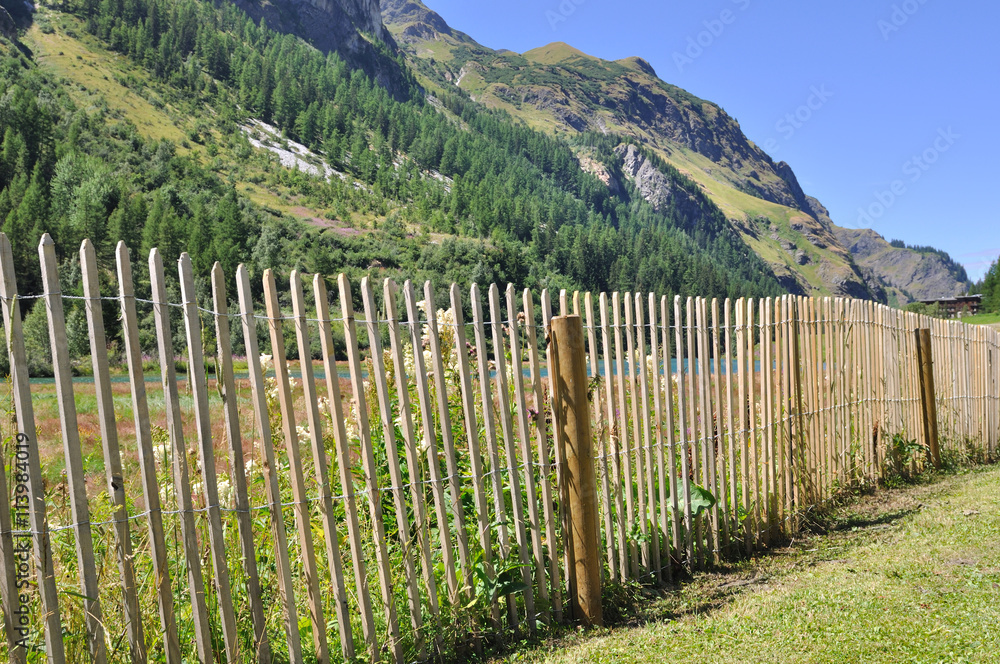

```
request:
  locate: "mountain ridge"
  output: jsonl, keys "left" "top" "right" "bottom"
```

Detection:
{"left": 380, "top": 0, "right": 961, "bottom": 302}
{"left": 835, "top": 228, "right": 971, "bottom": 304}
{"left": 0, "top": 0, "right": 963, "bottom": 310}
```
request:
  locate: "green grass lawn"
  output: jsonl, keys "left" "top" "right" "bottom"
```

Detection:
{"left": 512, "top": 467, "right": 1000, "bottom": 664}
{"left": 963, "top": 312, "right": 1000, "bottom": 325}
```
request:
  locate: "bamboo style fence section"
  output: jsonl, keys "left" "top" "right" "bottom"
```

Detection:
{"left": 0, "top": 233, "right": 998, "bottom": 663}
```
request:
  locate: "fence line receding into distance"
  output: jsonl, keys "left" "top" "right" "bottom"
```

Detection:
{"left": 0, "top": 233, "right": 997, "bottom": 663}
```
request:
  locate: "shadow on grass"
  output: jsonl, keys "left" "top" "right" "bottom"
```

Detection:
{"left": 599, "top": 471, "right": 966, "bottom": 629}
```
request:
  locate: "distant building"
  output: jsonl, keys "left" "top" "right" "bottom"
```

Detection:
{"left": 918, "top": 294, "right": 982, "bottom": 318}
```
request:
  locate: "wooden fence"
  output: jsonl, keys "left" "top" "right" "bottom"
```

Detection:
{"left": 0, "top": 232, "right": 997, "bottom": 663}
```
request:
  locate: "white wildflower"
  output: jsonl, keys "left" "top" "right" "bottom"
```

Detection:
{"left": 402, "top": 342, "right": 416, "bottom": 378}
{"left": 264, "top": 377, "right": 279, "bottom": 402}
{"left": 297, "top": 424, "right": 311, "bottom": 445}
{"left": 260, "top": 354, "right": 273, "bottom": 372}
{"left": 158, "top": 483, "right": 174, "bottom": 507}
{"left": 216, "top": 479, "right": 234, "bottom": 508}
{"left": 151, "top": 441, "right": 171, "bottom": 462}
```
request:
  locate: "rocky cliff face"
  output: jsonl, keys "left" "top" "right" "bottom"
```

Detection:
{"left": 310, "top": 0, "right": 384, "bottom": 40}
{"left": 0, "top": 0, "right": 33, "bottom": 38}
{"left": 834, "top": 228, "right": 971, "bottom": 303}
{"left": 234, "top": 0, "right": 406, "bottom": 96}
{"left": 0, "top": 6, "right": 15, "bottom": 39}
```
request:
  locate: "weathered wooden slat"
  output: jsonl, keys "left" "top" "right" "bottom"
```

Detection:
{"left": 426, "top": 283, "right": 476, "bottom": 611}
{"left": 624, "top": 295, "right": 650, "bottom": 574}
{"left": 674, "top": 296, "right": 695, "bottom": 568}
{"left": 711, "top": 298, "right": 729, "bottom": 552}
{"left": 660, "top": 296, "right": 681, "bottom": 572}
{"left": 524, "top": 288, "right": 559, "bottom": 615}
{"left": 448, "top": 283, "right": 496, "bottom": 628}
{"left": 359, "top": 278, "right": 427, "bottom": 655}
{"left": 236, "top": 266, "right": 304, "bottom": 663}
{"left": 724, "top": 299, "right": 737, "bottom": 550}
{"left": 148, "top": 249, "right": 215, "bottom": 664}
{"left": 0, "top": 297, "right": 23, "bottom": 664}
{"left": 149, "top": 249, "right": 215, "bottom": 664}
{"left": 611, "top": 292, "right": 638, "bottom": 577}
{"left": 39, "top": 235, "right": 107, "bottom": 664}
{"left": 647, "top": 294, "right": 666, "bottom": 582}
{"left": 736, "top": 299, "right": 752, "bottom": 553}
{"left": 488, "top": 284, "right": 536, "bottom": 632}
{"left": 116, "top": 244, "right": 181, "bottom": 663}
{"left": 696, "top": 298, "right": 718, "bottom": 562}
{"left": 599, "top": 293, "right": 627, "bottom": 582}
{"left": 747, "top": 299, "right": 762, "bottom": 548}
{"left": 338, "top": 275, "right": 404, "bottom": 662}
{"left": 583, "top": 293, "right": 608, "bottom": 585}
{"left": 585, "top": 292, "right": 614, "bottom": 582}
{"left": 402, "top": 281, "right": 460, "bottom": 605}
{"left": 313, "top": 276, "right": 379, "bottom": 659}
{"left": 761, "top": 298, "right": 774, "bottom": 541}
{"left": 793, "top": 298, "right": 808, "bottom": 514}
{"left": 262, "top": 270, "right": 330, "bottom": 664}
{"left": 178, "top": 254, "right": 240, "bottom": 662}
{"left": 836, "top": 298, "right": 848, "bottom": 486}
{"left": 470, "top": 283, "right": 517, "bottom": 626}
{"left": 506, "top": 284, "right": 550, "bottom": 622}
{"left": 209, "top": 264, "right": 271, "bottom": 663}
{"left": 685, "top": 298, "right": 704, "bottom": 568}
{"left": 634, "top": 294, "right": 659, "bottom": 581}
{"left": 0, "top": 235, "right": 65, "bottom": 664}
{"left": 292, "top": 272, "right": 355, "bottom": 660}
{"left": 777, "top": 297, "right": 791, "bottom": 525}
{"left": 79, "top": 239, "right": 144, "bottom": 663}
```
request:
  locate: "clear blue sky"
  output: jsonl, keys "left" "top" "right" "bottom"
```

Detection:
{"left": 420, "top": 0, "right": 1000, "bottom": 281}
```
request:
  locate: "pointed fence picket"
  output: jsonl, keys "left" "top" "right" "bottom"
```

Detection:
{"left": 1, "top": 231, "right": 998, "bottom": 663}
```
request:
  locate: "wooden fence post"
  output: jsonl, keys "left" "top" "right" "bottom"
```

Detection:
{"left": 550, "top": 315, "right": 603, "bottom": 627}
{"left": 916, "top": 328, "right": 942, "bottom": 469}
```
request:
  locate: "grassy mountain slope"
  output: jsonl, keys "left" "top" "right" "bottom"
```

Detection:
{"left": 1, "top": 0, "right": 786, "bottom": 355}
{"left": 382, "top": 0, "right": 880, "bottom": 298}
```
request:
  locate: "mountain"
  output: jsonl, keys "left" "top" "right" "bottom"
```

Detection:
{"left": 381, "top": 0, "right": 893, "bottom": 299}
{"left": 0, "top": 0, "right": 965, "bottom": 317}
{"left": 229, "top": 0, "right": 410, "bottom": 96}
{"left": 835, "top": 228, "right": 972, "bottom": 304}
{"left": 2, "top": 0, "right": 792, "bottom": 323}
